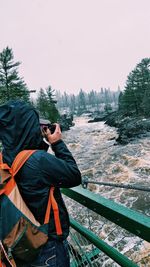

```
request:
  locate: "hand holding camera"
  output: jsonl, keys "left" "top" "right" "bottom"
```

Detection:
{"left": 42, "top": 123, "right": 62, "bottom": 144}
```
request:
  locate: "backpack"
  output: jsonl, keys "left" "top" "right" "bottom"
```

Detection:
{"left": 0, "top": 150, "right": 62, "bottom": 267}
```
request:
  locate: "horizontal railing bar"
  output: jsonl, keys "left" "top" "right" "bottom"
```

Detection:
{"left": 70, "top": 217, "right": 138, "bottom": 267}
{"left": 62, "top": 186, "right": 150, "bottom": 242}
{"left": 82, "top": 178, "right": 150, "bottom": 192}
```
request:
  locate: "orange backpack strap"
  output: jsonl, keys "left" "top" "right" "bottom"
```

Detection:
{"left": 12, "top": 150, "right": 62, "bottom": 235}
{"left": 0, "top": 153, "right": 11, "bottom": 184}
{"left": 50, "top": 187, "right": 63, "bottom": 235}
{"left": 1, "top": 150, "right": 62, "bottom": 236}
{"left": 11, "top": 150, "right": 37, "bottom": 176}
{"left": 0, "top": 150, "right": 36, "bottom": 179}
{"left": 44, "top": 187, "right": 63, "bottom": 236}
{"left": 44, "top": 189, "right": 52, "bottom": 225}
{"left": 0, "top": 152, "right": 2, "bottom": 163}
{"left": 0, "top": 150, "right": 36, "bottom": 196}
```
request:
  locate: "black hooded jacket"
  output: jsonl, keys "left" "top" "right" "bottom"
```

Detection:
{"left": 0, "top": 100, "right": 81, "bottom": 240}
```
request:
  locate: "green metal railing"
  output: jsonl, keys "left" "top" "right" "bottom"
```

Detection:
{"left": 62, "top": 186, "right": 150, "bottom": 267}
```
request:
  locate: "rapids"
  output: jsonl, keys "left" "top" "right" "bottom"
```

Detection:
{"left": 63, "top": 116, "right": 150, "bottom": 216}
{"left": 62, "top": 116, "right": 150, "bottom": 266}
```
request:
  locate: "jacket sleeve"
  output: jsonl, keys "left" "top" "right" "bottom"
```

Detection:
{"left": 40, "top": 140, "right": 81, "bottom": 188}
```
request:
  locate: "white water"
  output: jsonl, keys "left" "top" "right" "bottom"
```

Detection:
{"left": 63, "top": 116, "right": 150, "bottom": 215}
{"left": 63, "top": 116, "right": 150, "bottom": 266}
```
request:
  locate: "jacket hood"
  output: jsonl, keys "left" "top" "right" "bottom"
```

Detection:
{"left": 0, "top": 100, "right": 48, "bottom": 166}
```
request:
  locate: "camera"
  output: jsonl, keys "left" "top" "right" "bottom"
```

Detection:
{"left": 40, "top": 119, "right": 61, "bottom": 134}
{"left": 43, "top": 123, "right": 56, "bottom": 134}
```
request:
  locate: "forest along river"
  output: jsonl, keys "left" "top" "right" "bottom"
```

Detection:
{"left": 62, "top": 116, "right": 150, "bottom": 266}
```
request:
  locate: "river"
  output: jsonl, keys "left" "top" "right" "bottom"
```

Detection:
{"left": 63, "top": 116, "right": 150, "bottom": 266}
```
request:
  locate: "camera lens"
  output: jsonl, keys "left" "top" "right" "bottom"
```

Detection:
{"left": 49, "top": 124, "right": 56, "bottom": 134}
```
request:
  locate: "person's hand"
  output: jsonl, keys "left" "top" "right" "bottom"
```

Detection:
{"left": 44, "top": 123, "right": 62, "bottom": 144}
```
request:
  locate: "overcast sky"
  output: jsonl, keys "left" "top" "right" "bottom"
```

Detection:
{"left": 0, "top": 0, "right": 150, "bottom": 95}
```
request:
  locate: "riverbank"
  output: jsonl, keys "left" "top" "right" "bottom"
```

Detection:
{"left": 88, "top": 111, "right": 150, "bottom": 144}
{"left": 105, "top": 112, "right": 150, "bottom": 144}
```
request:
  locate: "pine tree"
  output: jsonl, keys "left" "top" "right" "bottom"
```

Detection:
{"left": 46, "top": 86, "right": 60, "bottom": 122}
{"left": 118, "top": 92, "right": 124, "bottom": 111}
{"left": 122, "top": 71, "right": 139, "bottom": 115}
{"left": 0, "top": 47, "right": 30, "bottom": 103}
{"left": 88, "top": 90, "right": 96, "bottom": 107}
{"left": 78, "top": 89, "right": 86, "bottom": 114}
{"left": 63, "top": 92, "right": 69, "bottom": 108}
{"left": 36, "top": 86, "right": 59, "bottom": 122}
{"left": 120, "top": 58, "right": 150, "bottom": 116}
{"left": 70, "top": 94, "right": 76, "bottom": 113}
{"left": 36, "top": 88, "right": 48, "bottom": 118}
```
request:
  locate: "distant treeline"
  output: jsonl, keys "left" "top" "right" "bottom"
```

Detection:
{"left": 56, "top": 88, "right": 120, "bottom": 115}
{"left": 0, "top": 46, "right": 150, "bottom": 122}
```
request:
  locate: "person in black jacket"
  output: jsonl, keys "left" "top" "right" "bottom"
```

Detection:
{"left": 0, "top": 100, "right": 81, "bottom": 267}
